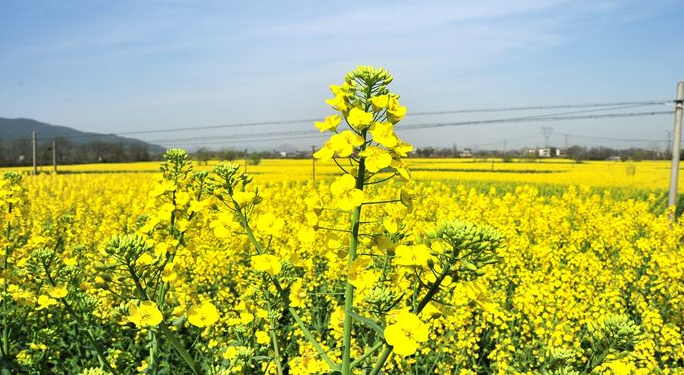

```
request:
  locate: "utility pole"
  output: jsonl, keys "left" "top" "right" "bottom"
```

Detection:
{"left": 32, "top": 131, "right": 37, "bottom": 175}
{"left": 311, "top": 145, "right": 316, "bottom": 187}
{"left": 52, "top": 141, "right": 57, "bottom": 173}
{"left": 244, "top": 149, "right": 248, "bottom": 173}
{"left": 668, "top": 81, "right": 684, "bottom": 218}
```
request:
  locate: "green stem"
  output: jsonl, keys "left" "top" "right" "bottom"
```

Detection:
{"left": 350, "top": 341, "right": 383, "bottom": 369}
{"left": 317, "top": 226, "right": 352, "bottom": 233}
{"left": 126, "top": 263, "right": 202, "bottom": 374}
{"left": 369, "top": 347, "right": 392, "bottom": 375}
{"left": 412, "top": 268, "right": 449, "bottom": 314}
{"left": 361, "top": 199, "right": 400, "bottom": 206}
{"left": 43, "top": 266, "right": 118, "bottom": 375}
{"left": 270, "top": 330, "right": 284, "bottom": 375}
{"left": 370, "top": 263, "right": 453, "bottom": 375}
{"left": 148, "top": 331, "right": 159, "bottom": 375}
{"left": 341, "top": 135, "right": 367, "bottom": 375}
{"left": 159, "top": 324, "right": 202, "bottom": 375}
{"left": 232, "top": 202, "right": 338, "bottom": 371}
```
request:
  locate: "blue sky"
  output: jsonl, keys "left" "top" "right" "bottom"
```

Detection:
{"left": 0, "top": 0, "right": 682, "bottom": 151}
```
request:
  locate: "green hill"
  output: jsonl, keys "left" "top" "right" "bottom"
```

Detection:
{"left": 0, "top": 117, "right": 164, "bottom": 153}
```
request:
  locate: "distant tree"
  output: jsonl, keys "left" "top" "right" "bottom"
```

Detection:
{"left": 129, "top": 143, "right": 150, "bottom": 161}
{"left": 415, "top": 147, "right": 435, "bottom": 157}
{"left": 194, "top": 147, "right": 212, "bottom": 165}
{"left": 9, "top": 138, "right": 31, "bottom": 165}
{"left": 220, "top": 149, "right": 238, "bottom": 161}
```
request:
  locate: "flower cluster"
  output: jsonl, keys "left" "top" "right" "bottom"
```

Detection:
{"left": 314, "top": 66, "right": 413, "bottom": 210}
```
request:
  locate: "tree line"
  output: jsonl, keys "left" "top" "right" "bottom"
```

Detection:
{"left": 413, "top": 145, "right": 674, "bottom": 161}
{"left": 0, "top": 137, "right": 154, "bottom": 166}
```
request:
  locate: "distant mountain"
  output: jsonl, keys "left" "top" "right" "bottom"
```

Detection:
{"left": 0, "top": 117, "right": 165, "bottom": 153}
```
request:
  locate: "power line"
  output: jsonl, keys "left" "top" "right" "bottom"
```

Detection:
{"left": 158, "top": 133, "right": 327, "bottom": 146}
{"left": 468, "top": 131, "right": 669, "bottom": 150}
{"left": 32, "top": 99, "right": 671, "bottom": 142}
{"left": 116, "top": 118, "right": 320, "bottom": 136}
{"left": 400, "top": 110, "right": 671, "bottom": 131}
{"left": 22, "top": 102, "right": 673, "bottom": 147}
{"left": 149, "top": 129, "right": 313, "bottom": 144}
{"left": 148, "top": 110, "right": 672, "bottom": 145}
{"left": 121, "top": 100, "right": 671, "bottom": 136}
{"left": 557, "top": 133, "right": 668, "bottom": 143}
{"left": 468, "top": 134, "right": 540, "bottom": 148}
{"left": 408, "top": 100, "right": 670, "bottom": 116}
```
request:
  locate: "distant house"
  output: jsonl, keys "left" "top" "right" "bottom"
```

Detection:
{"left": 607, "top": 156, "right": 621, "bottom": 162}
{"left": 524, "top": 147, "right": 563, "bottom": 158}
{"left": 459, "top": 148, "right": 473, "bottom": 158}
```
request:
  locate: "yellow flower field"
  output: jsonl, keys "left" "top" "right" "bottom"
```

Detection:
{"left": 2, "top": 67, "right": 683, "bottom": 375}
{"left": 16, "top": 157, "right": 684, "bottom": 191}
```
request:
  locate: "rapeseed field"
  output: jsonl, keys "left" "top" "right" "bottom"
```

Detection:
{"left": 1, "top": 67, "right": 683, "bottom": 375}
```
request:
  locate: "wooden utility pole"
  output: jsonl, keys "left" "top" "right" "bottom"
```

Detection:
{"left": 312, "top": 145, "right": 316, "bottom": 186}
{"left": 52, "top": 141, "right": 57, "bottom": 173}
{"left": 244, "top": 149, "right": 248, "bottom": 173}
{"left": 32, "top": 131, "right": 37, "bottom": 175}
{"left": 668, "top": 81, "right": 684, "bottom": 218}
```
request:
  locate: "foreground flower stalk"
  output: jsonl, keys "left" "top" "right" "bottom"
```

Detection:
{"left": 340, "top": 140, "right": 366, "bottom": 375}
{"left": 314, "top": 66, "right": 411, "bottom": 374}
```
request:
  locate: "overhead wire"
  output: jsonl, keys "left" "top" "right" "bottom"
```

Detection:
{"left": 20, "top": 100, "right": 674, "bottom": 147}
{"left": 145, "top": 107, "right": 671, "bottom": 145}
{"left": 30, "top": 99, "right": 671, "bottom": 142}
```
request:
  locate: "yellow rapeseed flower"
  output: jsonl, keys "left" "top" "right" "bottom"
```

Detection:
{"left": 255, "top": 212, "right": 285, "bottom": 236}
{"left": 347, "top": 257, "right": 378, "bottom": 292}
{"left": 63, "top": 257, "right": 78, "bottom": 267}
{"left": 313, "top": 141, "right": 335, "bottom": 161}
{"left": 330, "top": 131, "right": 364, "bottom": 157}
{"left": 315, "top": 115, "right": 342, "bottom": 132}
{"left": 359, "top": 146, "right": 392, "bottom": 173}
{"left": 391, "top": 142, "right": 414, "bottom": 157}
{"left": 347, "top": 107, "right": 374, "bottom": 130}
{"left": 370, "top": 121, "right": 399, "bottom": 148}
{"left": 394, "top": 244, "right": 432, "bottom": 267}
{"left": 289, "top": 279, "right": 307, "bottom": 308}
{"left": 251, "top": 254, "right": 282, "bottom": 275}
{"left": 464, "top": 281, "right": 498, "bottom": 314}
{"left": 329, "top": 174, "right": 364, "bottom": 210}
{"left": 256, "top": 330, "right": 270, "bottom": 345}
{"left": 390, "top": 158, "right": 411, "bottom": 180}
{"left": 36, "top": 295, "right": 58, "bottom": 310}
{"left": 187, "top": 301, "right": 220, "bottom": 328}
{"left": 384, "top": 310, "right": 429, "bottom": 356}
{"left": 370, "top": 94, "right": 389, "bottom": 112}
{"left": 232, "top": 191, "right": 256, "bottom": 206}
{"left": 297, "top": 226, "right": 316, "bottom": 243}
{"left": 128, "top": 301, "right": 163, "bottom": 328}
{"left": 325, "top": 94, "right": 347, "bottom": 112}
{"left": 46, "top": 285, "right": 68, "bottom": 299}
{"left": 314, "top": 131, "right": 364, "bottom": 161}
{"left": 387, "top": 96, "right": 407, "bottom": 122}
{"left": 606, "top": 359, "right": 635, "bottom": 375}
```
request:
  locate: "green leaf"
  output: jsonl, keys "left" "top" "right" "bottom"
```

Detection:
{"left": 348, "top": 311, "right": 384, "bottom": 339}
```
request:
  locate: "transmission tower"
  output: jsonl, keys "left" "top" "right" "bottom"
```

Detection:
{"left": 542, "top": 127, "right": 554, "bottom": 148}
